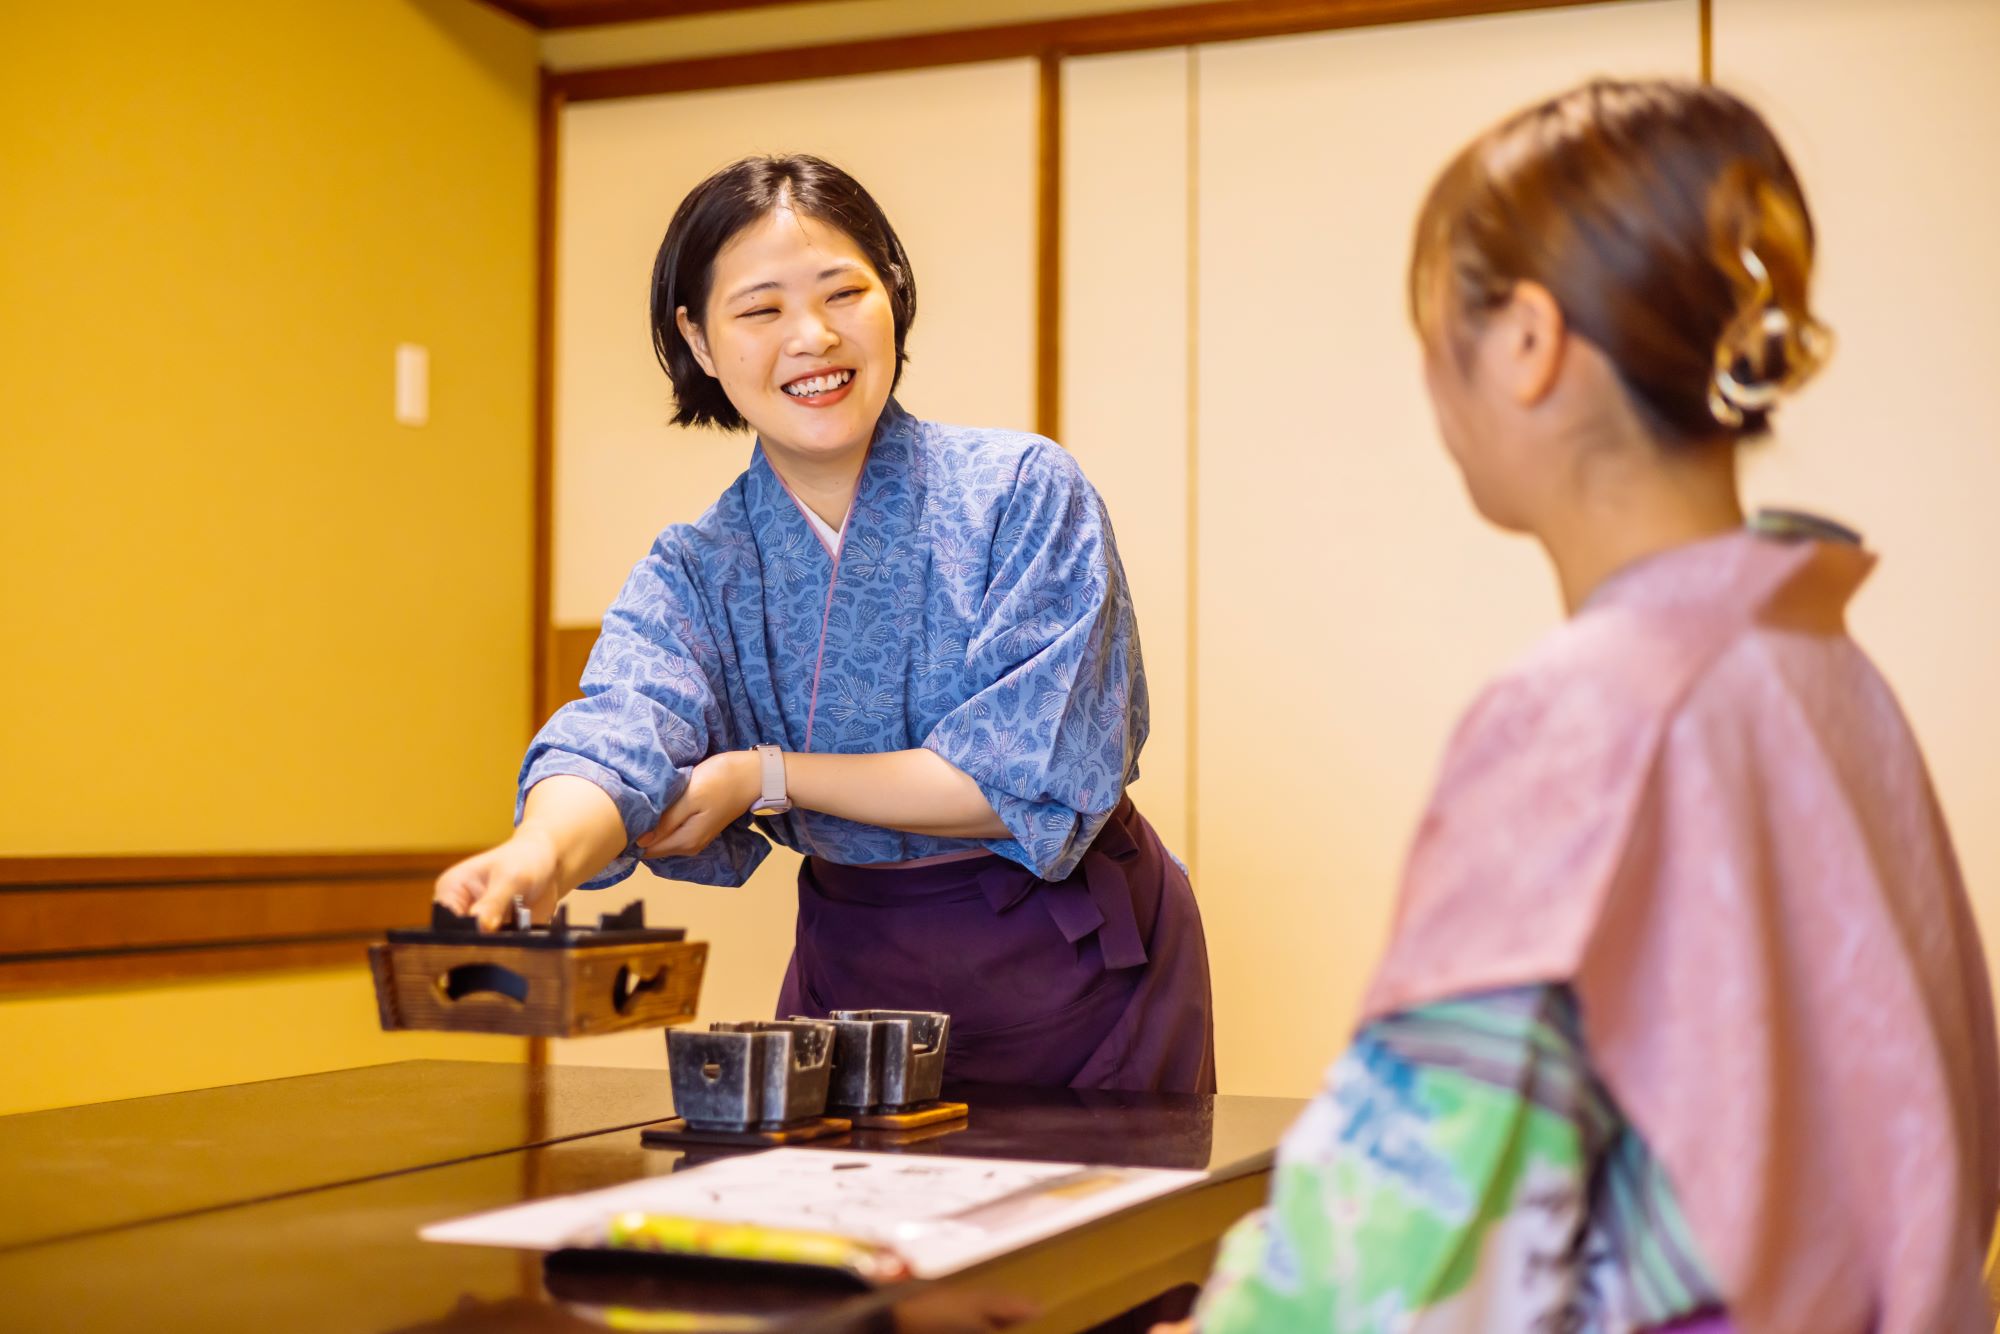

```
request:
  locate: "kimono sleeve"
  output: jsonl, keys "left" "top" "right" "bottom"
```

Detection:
{"left": 921, "top": 446, "right": 1145, "bottom": 881}
{"left": 1194, "top": 986, "right": 1719, "bottom": 1332}
{"left": 518, "top": 536, "right": 769, "bottom": 889}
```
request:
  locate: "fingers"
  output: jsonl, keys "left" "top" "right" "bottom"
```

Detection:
{"left": 437, "top": 834, "right": 562, "bottom": 932}
{"left": 646, "top": 827, "right": 694, "bottom": 858}
{"left": 646, "top": 806, "right": 722, "bottom": 859}
{"left": 471, "top": 862, "right": 535, "bottom": 932}
{"left": 434, "top": 854, "right": 485, "bottom": 913}
{"left": 637, "top": 797, "right": 696, "bottom": 853}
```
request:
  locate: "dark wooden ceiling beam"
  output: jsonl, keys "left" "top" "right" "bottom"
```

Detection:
{"left": 477, "top": 0, "right": 812, "bottom": 30}
{"left": 547, "top": 0, "right": 1621, "bottom": 100}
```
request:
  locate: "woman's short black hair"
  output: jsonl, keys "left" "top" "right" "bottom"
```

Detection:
{"left": 650, "top": 155, "right": 918, "bottom": 430}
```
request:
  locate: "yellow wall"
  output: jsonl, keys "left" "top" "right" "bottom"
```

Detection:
{"left": 1, "top": 0, "right": 543, "bottom": 1111}
{"left": 0, "top": 970, "right": 528, "bottom": 1117}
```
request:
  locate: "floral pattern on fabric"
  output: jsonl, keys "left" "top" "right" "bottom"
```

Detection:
{"left": 1196, "top": 986, "right": 1723, "bottom": 1333}
{"left": 518, "top": 400, "right": 1147, "bottom": 887}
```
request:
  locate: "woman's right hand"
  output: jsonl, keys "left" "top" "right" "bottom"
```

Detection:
{"left": 434, "top": 828, "right": 563, "bottom": 931}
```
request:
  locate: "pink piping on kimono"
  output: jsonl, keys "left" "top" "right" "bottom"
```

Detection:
{"left": 767, "top": 452, "right": 857, "bottom": 756}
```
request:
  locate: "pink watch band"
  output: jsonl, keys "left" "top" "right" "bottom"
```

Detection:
{"left": 751, "top": 743, "right": 791, "bottom": 816}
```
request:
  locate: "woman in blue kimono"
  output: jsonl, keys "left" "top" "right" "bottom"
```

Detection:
{"left": 436, "top": 155, "right": 1215, "bottom": 1094}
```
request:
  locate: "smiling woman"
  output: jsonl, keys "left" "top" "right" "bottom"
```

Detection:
{"left": 436, "top": 156, "right": 1215, "bottom": 1094}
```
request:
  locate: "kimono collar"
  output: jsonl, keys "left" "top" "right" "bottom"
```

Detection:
{"left": 1580, "top": 511, "right": 1875, "bottom": 635}
{"left": 748, "top": 398, "right": 921, "bottom": 535}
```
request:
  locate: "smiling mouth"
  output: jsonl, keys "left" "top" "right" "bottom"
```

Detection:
{"left": 782, "top": 368, "right": 856, "bottom": 400}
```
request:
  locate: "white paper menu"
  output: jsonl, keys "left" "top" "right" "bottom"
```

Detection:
{"left": 421, "top": 1148, "right": 1204, "bottom": 1280}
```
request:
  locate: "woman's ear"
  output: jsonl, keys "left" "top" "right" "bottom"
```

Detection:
{"left": 676, "top": 306, "right": 717, "bottom": 378}
{"left": 1502, "top": 281, "right": 1566, "bottom": 407}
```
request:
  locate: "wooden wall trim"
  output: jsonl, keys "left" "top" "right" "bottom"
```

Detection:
{"left": 1183, "top": 48, "right": 1203, "bottom": 884}
{"left": 547, "top": 0, "right": 1618, "bottom": 101}
{"left": 545, "top": 624, "right": 603, "bottom": 719}
{"left": 0, "top": 851, "right": 466, "bottom": 888}
{"left": 533, "top": 72, "right": 565, "bottom": 735}
{"left": 0, "top": 851, "right": 469, "bottom": 996}
{"left": 1036, "top": 52, "right": 1063, "bottom": 442}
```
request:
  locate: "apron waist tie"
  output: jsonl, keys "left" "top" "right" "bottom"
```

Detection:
{"left": 972, "top": 799, "right": 1149, "bottom": 971}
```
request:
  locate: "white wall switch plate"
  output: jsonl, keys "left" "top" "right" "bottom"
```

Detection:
{"left": 395, "top": 343, "right": 429, "bottom": 427}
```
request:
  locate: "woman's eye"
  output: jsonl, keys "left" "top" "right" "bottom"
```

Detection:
{"left": 830, "top": 288, "right": 864, "bottom": 301}
{"left": 738, "top": 307, "right": 778, "bottom": 319}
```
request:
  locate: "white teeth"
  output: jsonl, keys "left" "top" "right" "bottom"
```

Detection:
{"left": 784, "top": 369, "right": 853, "bottom": 398}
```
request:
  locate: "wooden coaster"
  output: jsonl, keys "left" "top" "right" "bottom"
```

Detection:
{"left": 848, "top": 1117, "right": 970, "bottom": 1148}
{"left": 843, "top": 1100, "right": 970, "bottom": 1130}
{"left": 640, "top": 1115, "right": 852, "bottom": 1148}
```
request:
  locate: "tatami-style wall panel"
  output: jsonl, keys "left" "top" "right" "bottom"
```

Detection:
{"left": 1060, "top": 47, "right": 1194, "bottom": 858}
{"left": 1192, "top": 1, "right": 1701, "bottom": 1096}
{"left": 1717, "top": 0, "right": 2000, "bottom": 951}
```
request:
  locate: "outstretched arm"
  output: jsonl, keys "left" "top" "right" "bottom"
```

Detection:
{"left": 434, "top": 775, "right": 630, "bottom": 930}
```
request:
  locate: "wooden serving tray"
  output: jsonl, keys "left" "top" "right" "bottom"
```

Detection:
{"left": 369, "top": 902, "right": 707, "bottom": 1038}
{"left": 639, "top": 1115, "right": 854, "bottom": 1148}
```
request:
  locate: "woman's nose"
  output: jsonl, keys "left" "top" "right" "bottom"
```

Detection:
{"left": 784, "top": 313, "right": 839, "bottom": 357}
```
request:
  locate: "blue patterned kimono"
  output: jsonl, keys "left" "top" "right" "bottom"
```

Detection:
{"left": 519, "top": 400, "right": 1146, "bottom": 890}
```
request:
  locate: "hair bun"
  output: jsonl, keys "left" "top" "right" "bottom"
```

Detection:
{"left": 1707, "top": 163, "right": 1833, "bottom": 429}
{"left": 1409, "top": 80, "right": 1825, "bottom": 446}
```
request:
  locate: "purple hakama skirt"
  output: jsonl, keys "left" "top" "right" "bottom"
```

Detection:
{"left": 775, "top": 798, "right": 1216, "bottom": 1094}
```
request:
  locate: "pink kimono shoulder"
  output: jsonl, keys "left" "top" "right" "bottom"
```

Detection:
{"left": 1362, "top": 528, "right": 2000, "bottom": 1334}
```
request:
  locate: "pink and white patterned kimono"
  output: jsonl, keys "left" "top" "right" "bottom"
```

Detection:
{"left": 1200, "top": 517, "right": 2000, "bottom": 1333}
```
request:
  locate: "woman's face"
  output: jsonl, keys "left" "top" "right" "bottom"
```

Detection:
{"left": 679, "top": 207, "right": 897, "bottom": 464}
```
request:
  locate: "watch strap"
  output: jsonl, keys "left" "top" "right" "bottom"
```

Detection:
{"left": 751, "top": 743, "right": 791, "bottom": 815}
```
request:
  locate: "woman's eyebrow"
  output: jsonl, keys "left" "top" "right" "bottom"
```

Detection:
{"left": 725, "top": 266, "right": 862, "bottom": 304}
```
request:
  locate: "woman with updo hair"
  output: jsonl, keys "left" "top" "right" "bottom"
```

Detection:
{"left": 1182, "top": 79, "right": 1998, "bottom": 1333}
{"left": 436, "top": 155, "right": 1214, "bottom": 1095}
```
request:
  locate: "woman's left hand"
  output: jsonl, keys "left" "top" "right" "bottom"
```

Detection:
{"left": 637, "top": 751, "right": 758, "bottom": 858}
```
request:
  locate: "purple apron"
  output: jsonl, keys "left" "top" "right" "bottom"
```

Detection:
{"left": 776, "top": 798, "right": 1215, "bottom": 1094}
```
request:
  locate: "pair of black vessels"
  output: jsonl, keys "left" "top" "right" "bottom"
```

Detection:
{"left": 666, "top": 1011, "right": 951, "bottom": 1133}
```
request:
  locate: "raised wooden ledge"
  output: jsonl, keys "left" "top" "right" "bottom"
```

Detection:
{"left": 0, "top": 851, "right": 473, "bottom": 995}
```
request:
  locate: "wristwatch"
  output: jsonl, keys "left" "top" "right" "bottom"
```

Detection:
{"left": 749, "top": 743, "right": 791, "bottom": 816}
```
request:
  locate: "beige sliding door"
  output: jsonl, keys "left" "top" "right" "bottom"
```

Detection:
{"left": 1192, "top": 1, "right": 1701, "bottom": 1094}
{"left": 1716, "top": 0, "right": 2000, "bottom": 949}
{"left": 1061, "top": 47, "right": 1195, "bottom": 855}
{"left": 548, "top": 62, "right": 1041, "bottom": 1064}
